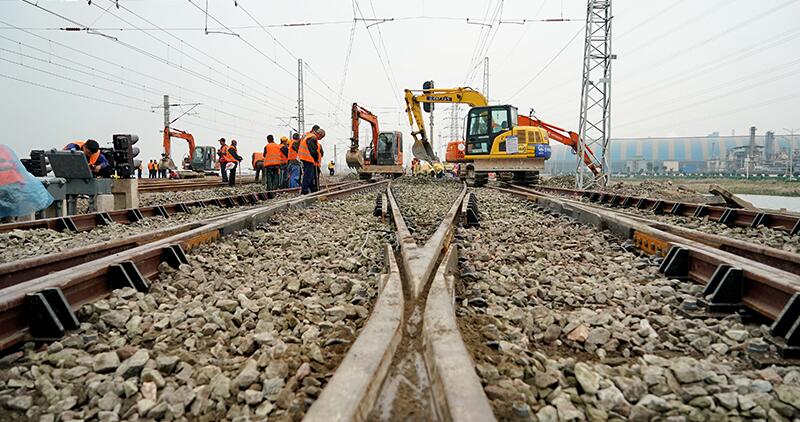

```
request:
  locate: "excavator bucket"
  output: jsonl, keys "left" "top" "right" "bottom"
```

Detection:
{"left": 412, "top": 139, "right": 439, "bottom": 163}
{"left": 345, "top": 148, "right": 364, "bottom": 170}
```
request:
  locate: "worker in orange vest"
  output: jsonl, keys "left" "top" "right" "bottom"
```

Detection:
{"left": 252, "top": 152, "right": 264, "bottom": 183}
{"left": 298, "top": 126, "right": 325, "bottom": 194}
{"left": 225, "top": 139, "right": 243, "bottom": 187}
{"left": 287, "top": 133, "right": 302, "bottom": 188}
{"left": 263, "top": 135, "right": 282, "bottom": 193}
{"left": 279, "top": 136, "right": 290, "bottom": 189}
{"left": 217, "top": 138, "right": 229, "bottom": 182}
{"left": 64, "top": 140, "right": 109, "bottom": 176}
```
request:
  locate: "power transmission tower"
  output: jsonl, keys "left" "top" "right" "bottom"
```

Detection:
{"left": 298, "top": 58, "right": 305, "bottom": 134}
{"left": 482, "top": 56, "right": 489, "bottom": 102}
{"left": 576, "top": 0, "right": 614, "bottom": 189}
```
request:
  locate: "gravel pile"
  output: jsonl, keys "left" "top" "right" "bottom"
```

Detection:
{"left": 391, "top": 177, "right": 462, "bottom": 244}
{"left": 0, "top": 190, "right": 390, "bottom": 421}
{"left": 139, "top": 183, "right": 276, "bottom": 207}
{"left": 457, "top": 188, "right": 800, "bottom": 421}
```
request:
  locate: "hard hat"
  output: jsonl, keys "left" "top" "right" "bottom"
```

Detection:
{"left": 280, "top": 136, "right": 288, "bottom": 142}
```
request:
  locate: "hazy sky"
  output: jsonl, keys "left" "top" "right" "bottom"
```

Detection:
{"left": 1, "top": 0, "right": 799, "bottom": 167}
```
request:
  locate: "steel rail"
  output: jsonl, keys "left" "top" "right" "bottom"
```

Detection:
{"left": 0, "top": 183, "right": 350, "bottom": 234}
{"left": 138, "top": 177, "right": 258, "bottom": 192}
{"left": 306, "top": 182, "right": 496, "bottom": 422}
{"left": 532, "top": 184, "right": 800, "bottom": 235}
{"left": 495, "top": 184, "right": 800, "bottom": 356}
{"left": 0, "top": 181, "right": 382, "bottom": 351}
{"left": 506, "top": 185, "right": 800, "bottom": 276}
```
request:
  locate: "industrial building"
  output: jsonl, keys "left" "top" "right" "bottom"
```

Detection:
{"left": 547, "top": 128, "right": 798, "bottom": 176}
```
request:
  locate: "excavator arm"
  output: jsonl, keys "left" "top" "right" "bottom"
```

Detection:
{"left": 404, "top": 87, "right": 488, "bottom": 162}
{"left": 163, "top": 128, "right": 196, "bottom": 160}
{"left": 520, "top": 115, "right": 602, "bottom": 176}
{"left": 346, "top": 103, "right": 380, "bottom": 169}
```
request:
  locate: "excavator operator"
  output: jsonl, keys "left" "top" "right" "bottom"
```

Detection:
{"left": 64, "top": 139, "right": 109, "bottom": 176}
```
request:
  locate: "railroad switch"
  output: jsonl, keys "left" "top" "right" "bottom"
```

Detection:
{"left": 24, "top": 287, "right": 79, "bottom": 340}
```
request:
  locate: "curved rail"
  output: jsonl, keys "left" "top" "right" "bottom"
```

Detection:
{"left": 306, "top": 181, "right": 495, "bottom": 422}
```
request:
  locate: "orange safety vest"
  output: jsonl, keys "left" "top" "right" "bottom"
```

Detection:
{"left": 218, "top": 145, "right": 229, "bottom": 163}
{"left": 147, "top": 162, "right": 154, "bottom": 170}
{"left": 315, "top": 142, "right": 323, "bottom": 167}
{"left": 279, "top": 143, "right": 288, "bottom": 165}
{"left": 263, "top": 143, "right": 283, "bottom": 167}
{"left": 225, "top": 145, "right": 239, "bottom": 162}
{"left": 288, "top": 140, "right": 299, "bottom": 161}
{"left": 65, "top": 140, "right": 100, "bottom": 165}
{"left": 297, "top": 133, "right": 316, "bottom": 164}
{"left": 0, "top": 146, "right": 24, "bottom": 186}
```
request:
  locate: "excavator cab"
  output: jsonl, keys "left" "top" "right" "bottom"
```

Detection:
{"left": 189, "top": 146, "right": 218, "bottom": 172}
{"left": 376, "top": 131, "right": 403, "bottom": 166}
{"left": 465, "top": 105, "right": 518, "bottom": 155}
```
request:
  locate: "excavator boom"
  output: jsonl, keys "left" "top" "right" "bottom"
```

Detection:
{"left": 162, "top": 128, "right": 196, "bottom": 160}
{"left": 346, "top": 103, "right": 380, "bottom": 170}
{"left": 520, "top": 115, "right": 602, "bottom": 176}
{"left": 404, "top": 87, "right": 488, "bottom": 162}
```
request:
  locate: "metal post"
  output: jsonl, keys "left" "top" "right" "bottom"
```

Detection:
{"left": 298, "top": 58, "right": 305, "bottom": 134}
{"left": 482, "top": 56, "right": 489, "bottom": 102}
{"left": 163, "top": 95, "right": 170, "bottom": 132}
{"left": 576, "top": 0, "right": 614, "bottom": 189}
{"left": 785, "top": 128, "right": 798, "bottom": 178}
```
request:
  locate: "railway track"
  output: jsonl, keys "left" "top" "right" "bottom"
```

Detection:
{"left": 497, "top": 184, "right": 800, "bottom": 360}
{"left": 3, "top": 177, "right": 800, "bottom": 420}
{"left": 306, "top": 178, "right": 494, "bottom": 421}
{"left": 534, "top": 184, "right": 800, "bottom": 235}
{"left": 0, "top": 183, "right": 347, "bottom": 234}
{"left": 137, "top": 177, "right": 257, "bottom": 193}
{"left": 0, "top": 181, "right": 375, "bottom": 351}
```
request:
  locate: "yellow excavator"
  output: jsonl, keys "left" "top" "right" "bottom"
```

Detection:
{"left": 405, "top": 87, "right": 551, "bottom": 186}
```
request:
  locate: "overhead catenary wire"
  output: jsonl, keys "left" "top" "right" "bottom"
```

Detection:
{"left": 0, "top": 20, "right": 279, "bottom": 124}
{"left": 353, "top": 0, "right": 403, "bottom": 108}
{"left": 185, "top": 0, "right": 348, "bottom": 126}
{"left": 18, "top": 0, "right": 297, "bottom": 118}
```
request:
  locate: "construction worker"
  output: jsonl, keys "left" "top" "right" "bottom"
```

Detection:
{"left": 64, "top": 140, "right": 109, "bottom": 176}
{"left": 226, "top": 139, "right": 243, "bottom": 187}
{"left": 298, "top": 127, "right": 325, "bottom": 194}
{"left": 279, "top": 136, "right": 289, "bottom": 189}
{"left": 288, "top": 133, "right": 302, "bottom": 188}
{"left": 328, "top": 160, "right": 335, "bottom": 176}
{"left": 433, "top": 162, "right": 445, "bottom": 178}
{"left": 147, "top": 160, "right": 155, "bottom": 178}
{"left": 217, "top": 138, "right": 229, "bottom": 182}
{"left": 153, "top": 161, "right": 159, "bottom": 178}
{"left": 252, "top": 152, "right": 264, "bottom": 183}
{"left": 263, "top": 135, "right": 282, "bottom": 193}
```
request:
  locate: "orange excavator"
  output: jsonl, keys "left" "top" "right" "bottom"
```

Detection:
{"left": 345, "top": 102, "right": 403, "bottom": 180}
{"left": 163, "top": 127, "right": 218, "bottom": 173}
{"left": 445, "top": 114, "right": 602, "bottom": 177}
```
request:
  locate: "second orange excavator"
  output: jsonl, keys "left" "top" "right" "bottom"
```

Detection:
{"left": 163, "top": 127, "right": 219, "bottom": 174}
{"left": 344, "top": 102, "right": 404, "bottom": 180}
